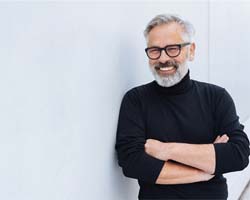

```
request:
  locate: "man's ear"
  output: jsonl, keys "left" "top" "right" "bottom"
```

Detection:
{"left": 189, "top": 43, "right": 196, "bottom": 61}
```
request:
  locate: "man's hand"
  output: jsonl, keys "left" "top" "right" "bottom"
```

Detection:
{"left": 214, "top": 134, "right": 229, "bottom": 144}
{"left": 144, "top": 139, "right": 169, "bottom": 161}
{"left": 156, "top": 160, "right": 215, "bottom": 185}
{"left": 144, "top": 134, "right": 229, "bottom": 164}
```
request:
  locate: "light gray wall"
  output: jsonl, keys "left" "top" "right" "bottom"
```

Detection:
{"left": 0, "top": 1, "right": 249, "bottom": 200}
{"left": 209, "top": 2, "right": 250, "bottom": 199}
{"left": 209, "top": 1, "right": 250, "bottom": 123}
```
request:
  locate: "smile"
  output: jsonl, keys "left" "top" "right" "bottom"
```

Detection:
{"left": 159, "top": 66, "right": 175, "bottom": 71}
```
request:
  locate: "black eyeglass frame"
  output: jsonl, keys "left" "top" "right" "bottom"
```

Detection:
{"left": 145, "top": 42, "right": 191, "bottom": 60}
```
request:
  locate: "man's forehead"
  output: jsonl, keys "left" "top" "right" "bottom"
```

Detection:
{"left": 147, "top": 23, "right": 185, "bottom": 46}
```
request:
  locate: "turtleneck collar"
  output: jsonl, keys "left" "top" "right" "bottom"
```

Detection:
{"left": 153, "top": 70, "right": 193, "bottom": 95}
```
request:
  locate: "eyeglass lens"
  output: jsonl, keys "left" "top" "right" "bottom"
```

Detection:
{"left": 147, "top": 45, "right": 181, "bottom": 59}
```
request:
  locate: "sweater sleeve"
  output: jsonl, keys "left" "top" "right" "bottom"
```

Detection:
{"left": 213, "top": 89, "right": 250, "bottom": 175}
{"left": 115, "top": 90, "right": 165, "bottom": 183}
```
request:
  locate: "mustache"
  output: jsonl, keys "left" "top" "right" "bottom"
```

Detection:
{"left": 154, "top": 61, "right": 179, "bottom": 70}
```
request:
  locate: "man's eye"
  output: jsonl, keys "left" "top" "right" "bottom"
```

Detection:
{"left": 167, "top": 47, "right": 179, "bottom": 52}
{"left": 149, "top": 49, "right": 159, "bottom": 54}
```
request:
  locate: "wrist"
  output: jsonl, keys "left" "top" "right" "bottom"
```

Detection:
{"left": 163, "top": 142, "right": 173, "bottom": 160}
{"left": 202, "top": 172, "right": 215, "bottom": 181}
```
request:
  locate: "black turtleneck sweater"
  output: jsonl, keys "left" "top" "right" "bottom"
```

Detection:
{"left": 115, "top": 71, "right": 249, "bottom": 199}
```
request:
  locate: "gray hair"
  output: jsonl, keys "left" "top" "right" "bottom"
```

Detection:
{"left": 144, "top": 14, "right": 195, "bottom": 42}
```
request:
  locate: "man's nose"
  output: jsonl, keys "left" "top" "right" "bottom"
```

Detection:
{"left": 158, "top": 50, "right": 171, "bottom": 63}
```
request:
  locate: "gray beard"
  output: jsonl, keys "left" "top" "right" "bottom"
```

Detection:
{"left": 150, "top": 63, "right": 189, "bottom": 87}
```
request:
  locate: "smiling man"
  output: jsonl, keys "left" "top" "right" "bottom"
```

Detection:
{"left": 115, "top": 14, "right": 249, "bottom": 200}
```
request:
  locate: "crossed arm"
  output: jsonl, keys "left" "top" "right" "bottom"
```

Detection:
{"left": 144, "top": 134, "right": 229, "bottom": 184}
{"left": 116, "top": 89, "right": 249, "bottom": 185}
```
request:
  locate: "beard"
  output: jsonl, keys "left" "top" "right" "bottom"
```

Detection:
{"left": 150, "top": 60, "right": 189, "bottom": 87}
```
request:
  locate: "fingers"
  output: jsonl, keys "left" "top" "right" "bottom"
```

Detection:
{"left": 214, "top": 134, "right": 229, "bottom": 144}
{"left": 220, "top": 134, "right": 229, "bottom": 143}
{"left": 214, "top": 135, "right": 220, "bottom": 142}
{"left": 214, "top": 136, "right": 221, "bottom": 143}
{"left": 145, "top": 139, "right": 153, "bottom": 147}
{"left": 145, "top": 139, "right": 160, "bottom": 146}
{"left": 145, "top": 139, "right": 156, "bottom": 151}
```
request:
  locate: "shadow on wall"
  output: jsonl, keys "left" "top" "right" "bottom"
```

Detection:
{"left": 117, "top": 36, "right": 139, "bottom": 92}
{"left": 111, "top": 150, "right": 138, "bottom": 200}
{"left": 110, "top": 37, "right": 140, "bottom": 200}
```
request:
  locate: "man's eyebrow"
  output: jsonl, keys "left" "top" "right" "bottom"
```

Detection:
{"left": 147, "top": 44, "right": 180, "bottom": 48}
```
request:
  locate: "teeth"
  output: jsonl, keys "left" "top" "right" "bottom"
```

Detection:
{"left": 160, "top": 66, "right": 174, "bottom": 71}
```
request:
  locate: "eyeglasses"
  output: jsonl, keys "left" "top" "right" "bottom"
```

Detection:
{"left": 145, "top": 42, "right": 191, "bottom": 60}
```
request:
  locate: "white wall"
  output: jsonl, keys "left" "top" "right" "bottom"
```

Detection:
{"left": 0, "top": 1, "right": 249, "bottom": 200}
{"left": 209, "top": 2, "right": 250, "bottom": 199}
{"left": 209, "top": 1, "right": 250, "bottom": 123}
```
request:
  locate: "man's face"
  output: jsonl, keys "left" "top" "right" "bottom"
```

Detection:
{"left": 146, "top": 23, "right": 195, "bottom": 87}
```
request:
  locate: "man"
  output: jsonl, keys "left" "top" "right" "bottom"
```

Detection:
{"left": 115, "top": 14, "right": 250, "bottom": 200}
